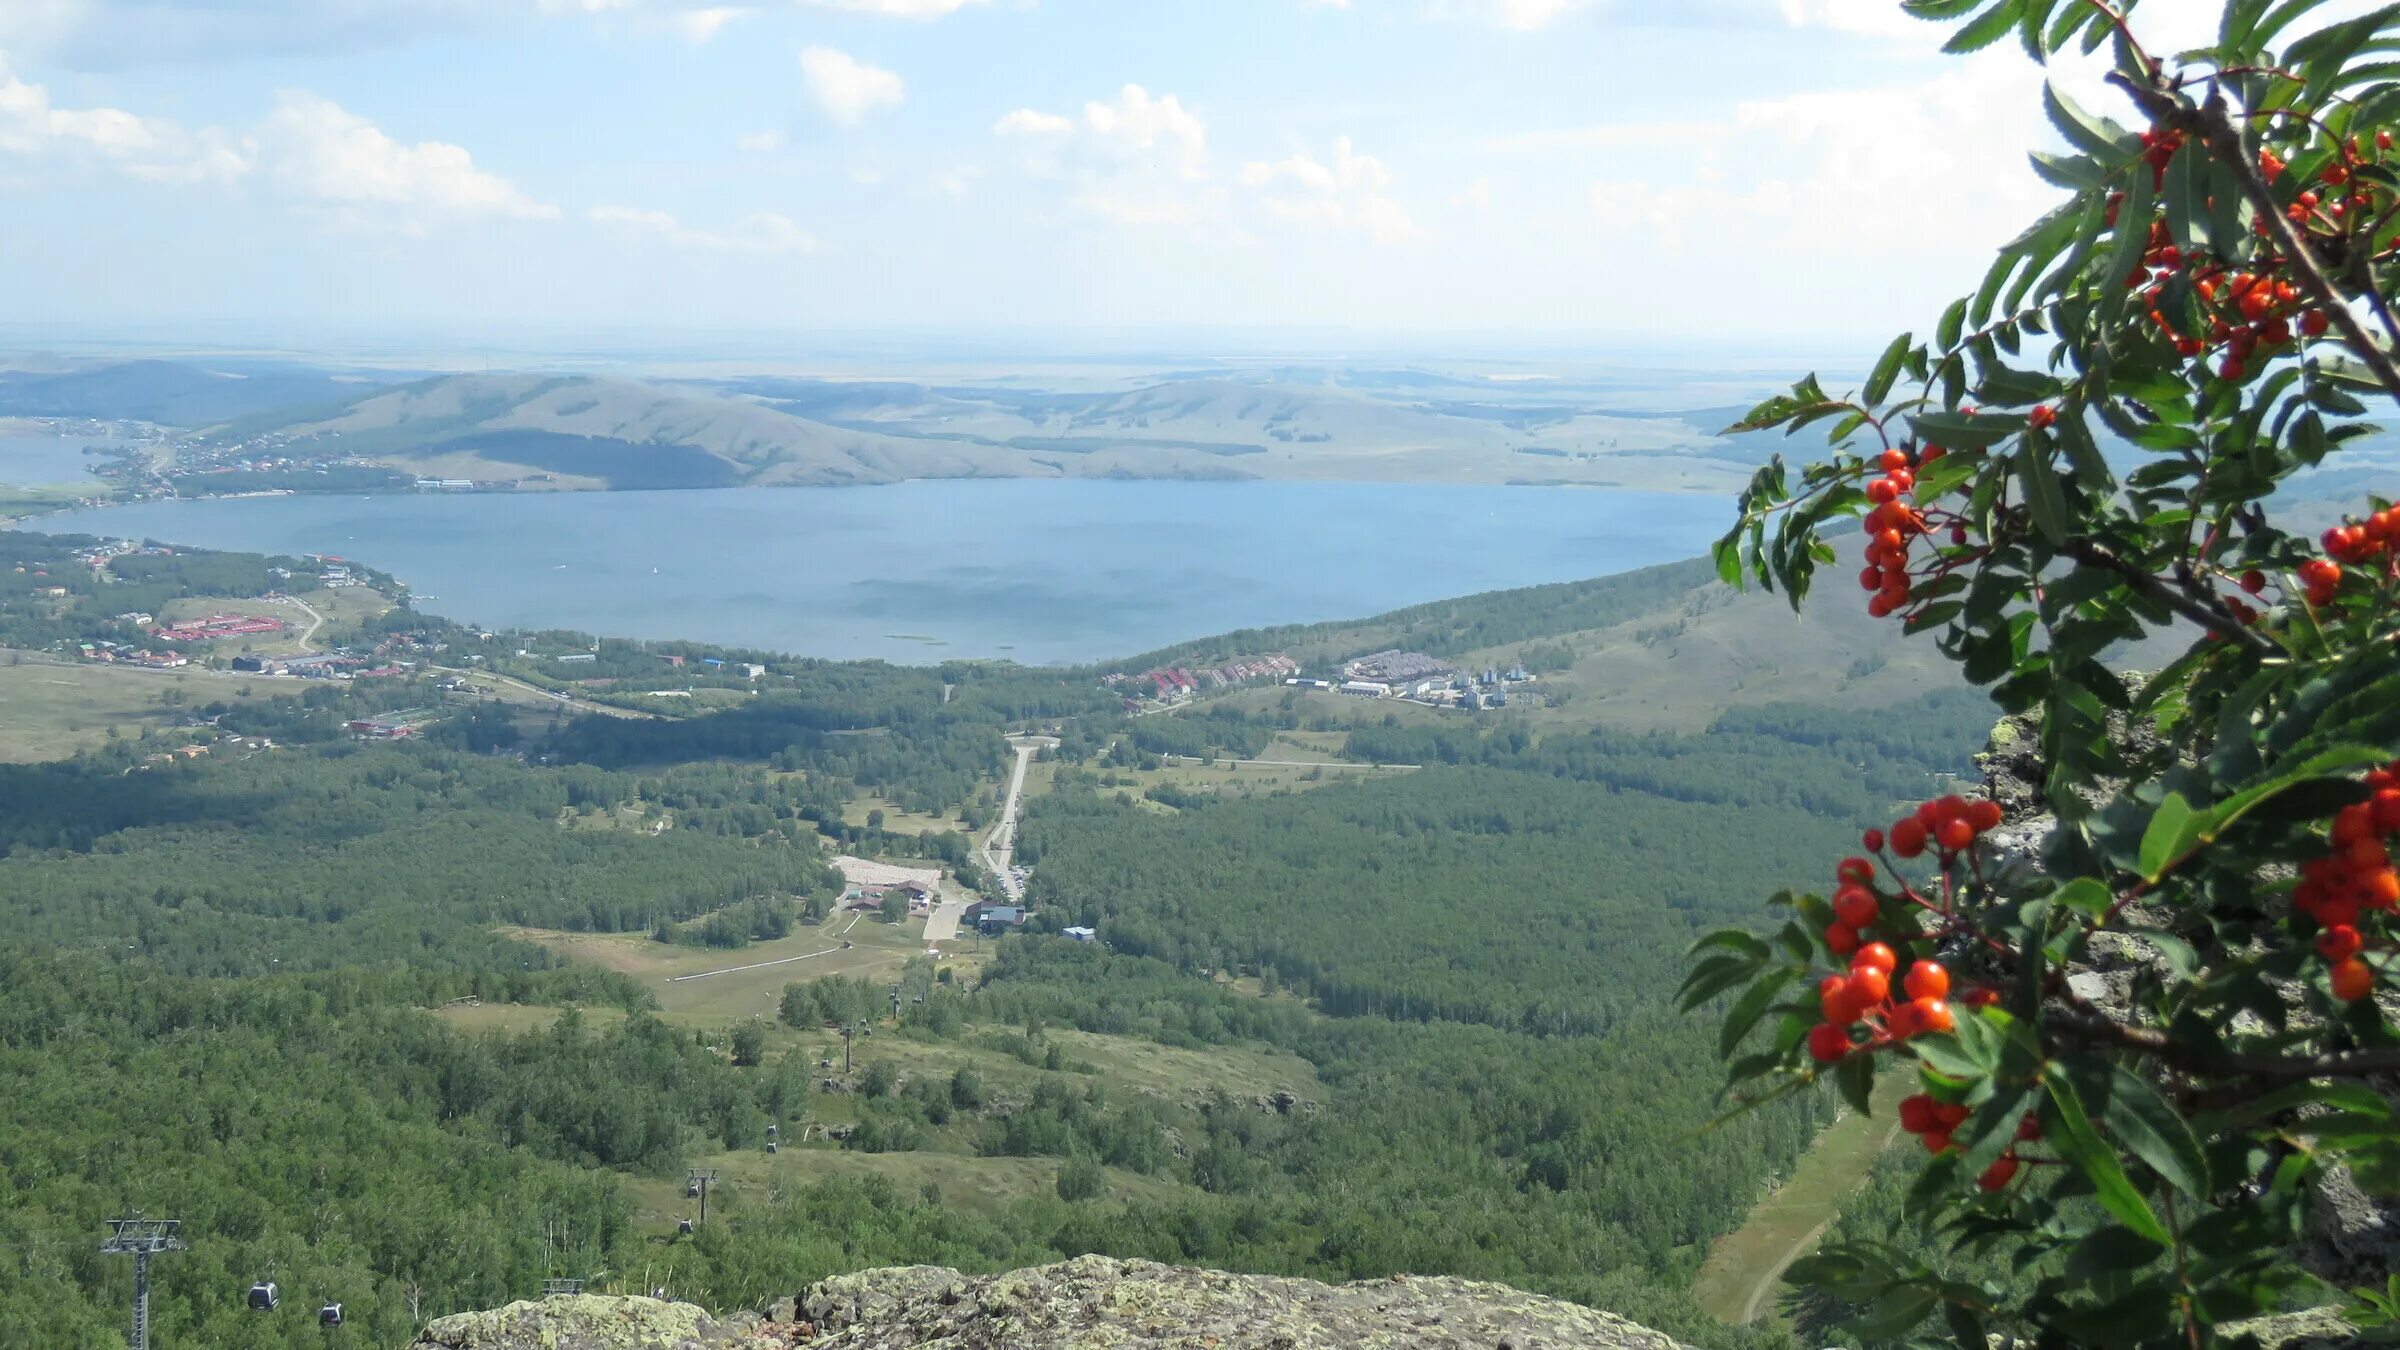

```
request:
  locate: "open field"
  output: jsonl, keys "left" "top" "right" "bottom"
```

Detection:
{"left": 430, "top": 1001, "right": 628, "bottom": 1034}
{"left": 1691, "top": 1072, "right": 1912, "bottom": 1326}
{"left": 0, "top": 654, "right": 295, "bottom": 761}
{"left": 504, "top": 913, "right": 934, "bottom": 1020}
{"left": 839, "top": 797, "right": 968, "bottom": 836}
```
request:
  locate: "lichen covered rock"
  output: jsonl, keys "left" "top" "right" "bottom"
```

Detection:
{"left": 798, "top": 1255, "right": 1691, "bottom": 1349}
{"left": 407, "top": 1260, "right": 1690, "bottom": 1350}
{"left": 406, "top": 1292, "right": 785, "bottom": 1349}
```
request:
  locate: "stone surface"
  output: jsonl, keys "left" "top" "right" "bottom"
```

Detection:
{"left": 407, "top": 1293, "right": 796, "bottom": 1350}
{"left": 798, "top": 1255, "right": 1691, "bottom": 1349}
{"left": 408, "top": 1259, "right": 1692, "bottom": 1350}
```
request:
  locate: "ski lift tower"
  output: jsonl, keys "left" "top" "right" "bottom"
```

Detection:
{"left": 99, "top": 1216, "right": 184, "bottom": 1350}
{"left": 685, "top": 1168, "right": 719, "bottom": 1227}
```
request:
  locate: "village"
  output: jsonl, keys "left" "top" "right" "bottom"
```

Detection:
{"left": 1103, "top": 646, "right": 1541, "bottom": 715}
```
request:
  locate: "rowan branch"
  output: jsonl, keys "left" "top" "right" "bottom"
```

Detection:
{"left": 2109, "top": 72, "right": 2400, "bottom": 411}
{"left": 2055, "top": 537, "right": 2278, "bottom": 654}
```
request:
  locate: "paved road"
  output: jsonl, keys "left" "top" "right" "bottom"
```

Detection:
{"left": 441, "top": 667, "right": 652, "bottom": 719}
{"left": 923, "top": 894, "right": 972, "bottom": 944}
{"left": 270, "top": 593, "right": 326, "bottom": 648}
{"left": 1159, "top": 754, "right": 1421, "bottom": 770}
{"left": 979, "top": 736, "right": 1056, "bottom": 903}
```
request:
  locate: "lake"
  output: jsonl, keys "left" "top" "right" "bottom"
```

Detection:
{"left": 0, "top": 435, "right": 113, "bottom": 488}
{"left": 27, "top": 480, "right": 1735, "bottom": 665}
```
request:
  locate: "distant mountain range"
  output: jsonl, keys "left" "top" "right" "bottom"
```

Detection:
{"left": 0, "top": 354, "right": 1789, "bottom": 492}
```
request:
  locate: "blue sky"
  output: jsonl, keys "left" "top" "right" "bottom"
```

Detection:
{"left": 0, "top": 0, "right": 2231, "bottom": 347}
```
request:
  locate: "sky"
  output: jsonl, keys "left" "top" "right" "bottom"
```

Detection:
{"left": 0, "top": 0, "right": 2238, "bottom": 349}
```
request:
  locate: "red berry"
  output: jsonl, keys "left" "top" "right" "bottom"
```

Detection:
{"left": 2240, "top": 569, "right": 2267, "bottom": 595}
{"left": 1879, "top": 449, "right": 1910, "bottom": 472}
{"left": 1808, "top": 1021, "right": 1852, "bottom": 1063}
{"left": 2332, "top": 956, "right": 2377, "bottom": 1002}
{"left": 2373, "top": 788, "right": 2400, "bottom": 834}
{"left": 1821, "top": 976, "right": 1862, "bottom": 1025}
{"left": 2319, "top": 924, "right": 2365, "bottom": 962}
{"left": 2027, "top": 405, "right": 2057, "bottom": 431}
{"left": 1824, "top": 923, "right": 1859, "bottom": 957}
{"left": 1898, "top": 1093, "right": 1937, "bottom": 1134}
{"left": 1903, "top": 960, "right": 1950, "bottom": 1001}
{"left": 1921, "top": 1128, "right": 1953, "bottom": 1154}
{"left": 1833, "top": 885, "right": 1878, "bottom": 929}
{"left": 1862, "top": 828, "right": 1886, "bottom": 852}
{"left": 1978, "top": 1155, "right": 2021, "bottom": 1192}
{"left": 1911, "top": 996, "right": 1955, "bottom": 1034}
{"left": 1891, "top": 818, "right": 1929, "bottom": 858}
{"left": 1837, "top": 857, "right": 1876, "bottom": 884}
{"left": 1967, "top": 798, "right": 2004, "bottom": 833}
{"left": 1847, "top": 965, "right": 1891, "bottom": 1006}
{"left": 2015, "top": 1112, "right": 2043, "bottom": 1142}
{"left": 1937, "top": 818, "right": 1976, "bottom": 853}
{"left": 1853, "top": 942, "right": 1900, "bottom": 976}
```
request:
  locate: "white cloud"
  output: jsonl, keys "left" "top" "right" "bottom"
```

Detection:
{"left": 736, "top": 128, "right": 786, "bottom": 152}
{"left": 796, "top": 0, "right": 986, "bottom": 14}
{"left": 993, "top": 108, "right": 1071, "bottom": 136}
{"left": 995, "top": 84, "right": 1213, "bottom": 227}
{"left": 1241, "top": 136, "right": 1425, "bottom": 244}
{"left": 800, "top": 46, "right": 904, "bottom": 127}
{"left": 671, "top": 5, "right": 746, "bottom": 42}
{"left": 588, "top": 204, "right": 821, "bottom": 253}
{"left": 261, "top": 91, "right": 556, "bottom": 221}
{"left": 0, "top": 53, "right": 250, "bottom": 183}
{"left": 1489, "top": 0, "right": 1583, "bottom": 28}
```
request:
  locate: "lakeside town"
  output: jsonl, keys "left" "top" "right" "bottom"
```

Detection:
{"left": 1102, "top": 646, "right": 1542, "bottom": 715}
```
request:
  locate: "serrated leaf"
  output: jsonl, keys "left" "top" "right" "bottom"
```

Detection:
{"left": 1865, "top": 332, "right": 1913, "bottom": 407}
{"left": 2101, "top": 1064, "right": 2211, "bottom": 1199}
{"left": 2045, "top": 1065, "right": 2169, "bottom": 1244}
{"left": 2019, "top": 438, "right": 2071, "bottom": 545}
{"left": 2138, "top": 791, "right": 2200, "bottom": 882}
{"left": 1720, "top": 966, "right": 1797, "bottom": 1059}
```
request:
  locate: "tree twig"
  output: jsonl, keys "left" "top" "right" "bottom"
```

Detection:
{"left": 2056, "top": 537, "right": 2278, "bottom": 654}
{"left": 2109, "top": 72, "right": 2400, "bottom": 411}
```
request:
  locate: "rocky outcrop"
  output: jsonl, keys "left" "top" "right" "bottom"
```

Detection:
{"left": 406, "top": 1293, "right": 797, "bottom": 1349}
{"left": 406, "top": 1257, "right": 1690, "bottom": 1350}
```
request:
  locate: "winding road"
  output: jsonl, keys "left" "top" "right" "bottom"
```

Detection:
{"left": 979, "top": 736, "right": 1056, "bottom": 903}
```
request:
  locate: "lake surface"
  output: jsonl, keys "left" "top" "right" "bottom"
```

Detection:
{"left": 0, "top": 435, "right": 112, "bottom": 487}
{"left": 28, "top": 481, "right": 1734, "bottom": 665}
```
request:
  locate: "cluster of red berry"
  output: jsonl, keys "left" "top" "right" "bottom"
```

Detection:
{"left": 2299, "top": 766, "right": 2400, "bottom": 1002}
{"left": 2112, "top": 128, "right": 2398, "bottom": 383}
{"left": 1808, "top": 940, "right": 1958, "bottom": 1067}
{"left": 1858, "top": 449, "right": 1939, "bottom": 619}
{"left": 1866, "top": 793, "right": 2006, "bottom": 863}
{"left": 1898, "top": 1092, "right": 2039, "bottom": 1191}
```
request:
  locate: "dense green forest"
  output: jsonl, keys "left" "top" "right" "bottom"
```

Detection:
{"left": 0, "top": 534, "right": 1986, "bottom": 1348}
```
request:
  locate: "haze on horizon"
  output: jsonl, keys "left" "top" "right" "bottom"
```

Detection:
{"left": 1, "top": 1, "right": 2243, "bottom": 348}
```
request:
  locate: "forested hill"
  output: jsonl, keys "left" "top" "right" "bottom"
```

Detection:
{"left": 0, "top": 529, "right": 1998, "bottom": 1349}
{"left": 1102, "top": 555, "right": 1722, "bottom": 675}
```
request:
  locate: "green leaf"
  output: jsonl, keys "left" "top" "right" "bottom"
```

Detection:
{"left": 1864, "top": 332, "right": 1913, "bottom": 407}
{"left": 1720, "top": 966, "right": 1798, "bottom": 1060}
{"left": 1834, "top": 1049, "right": 1876, "bottom": 1116}
{"left": 2100, "top": 1065, "right": 2212, "bottom": 1199}
{"left": 2044, "top": 1065, "right": 2170, "bottom": 1244}
{"left": 1912, "top": 410, "right": 2024, "bottom": 450}
{"left": 1946, "top": 0, "right": 2028, "bottom": 53}
{"left": 2043, "top": 81, "right": 2132, "bottom": 156}
{"left": 1912, "top": 1033, "right": 1988, "bottom": 1079}
{"left": 2019, "top": 438, "right": 2070, "bottom": 545}
{"left": 2138, "top": 791, "right": 2200, "bottom": 883}
{"left": 2053, "top": 876, "right": 2113, "bottom": 920}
